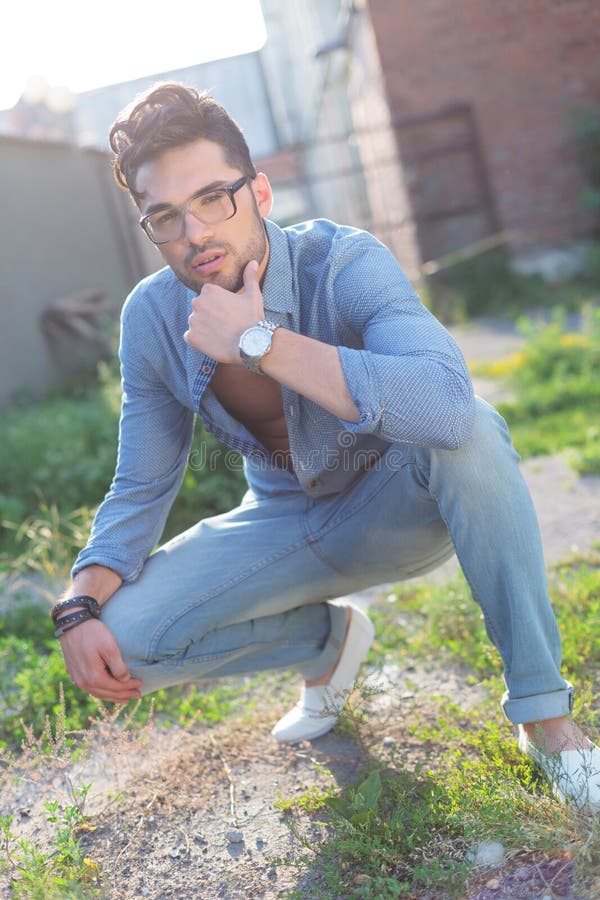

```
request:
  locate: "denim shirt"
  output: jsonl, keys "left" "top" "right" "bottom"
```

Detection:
{"left": 73, "top": 218, "right": 475, "bottom": 582}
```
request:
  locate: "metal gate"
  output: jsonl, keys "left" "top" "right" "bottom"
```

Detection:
{"left": 260, "top": 102, "right": 498, "bottom": 275}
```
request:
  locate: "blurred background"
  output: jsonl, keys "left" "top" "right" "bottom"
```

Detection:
{"left": 0, "top": 0, "right": 598, "bottom": 404}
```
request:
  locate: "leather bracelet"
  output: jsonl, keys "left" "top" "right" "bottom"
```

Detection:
{"left": 53, "top": 609, "right": 95, "bottom": 628}
{"left": 51, "top": 595, "right": 101, "bottom": 624}
{"left": 54, "top": 609, "right": 95, "bottom": 638}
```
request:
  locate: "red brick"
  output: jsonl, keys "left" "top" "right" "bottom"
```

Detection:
{"left": 368, "top": 0, "right": 600, "bottom": 250}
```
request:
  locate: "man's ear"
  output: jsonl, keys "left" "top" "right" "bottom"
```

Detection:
{"left": 251, "top": 172, "right": 273, "bottom": 218}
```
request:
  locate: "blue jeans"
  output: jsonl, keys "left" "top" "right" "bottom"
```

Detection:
{"left": 101, "top": 398, "right": 573, "bottom": 724}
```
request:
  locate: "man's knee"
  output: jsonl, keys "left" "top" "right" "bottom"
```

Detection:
{"left": 446, "top": 398, "right": 517, "bottom": 464}
{"left": 418, "top": 398, "right": 520, "bottom": 494}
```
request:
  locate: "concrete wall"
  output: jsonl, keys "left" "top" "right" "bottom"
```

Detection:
{"left": 368, "top": 0, "right": 600, "bottom": 259}
{"left": 0, "top": 137, "right": 153, "bottom": 405}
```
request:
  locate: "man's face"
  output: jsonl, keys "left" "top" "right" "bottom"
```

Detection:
{"left": 135, "top": 139, "right": 271, "bottom": 294}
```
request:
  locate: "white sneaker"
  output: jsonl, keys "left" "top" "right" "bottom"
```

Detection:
{"left": 271, "top": 603, "right": 375, "bottom": 744}
{"left": 518, "top": 728, "right": 600, "bottom": 811}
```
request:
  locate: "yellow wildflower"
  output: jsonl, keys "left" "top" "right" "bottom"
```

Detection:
{"left": 558, "top": 333, "right": 590, "bottom": 348}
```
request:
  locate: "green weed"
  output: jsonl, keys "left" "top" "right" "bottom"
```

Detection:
{"left": 372, "top": 561, "right": 600, "bottom": 698}
{"left": 276, "top": 785, "right": 332, "bottom": 815}
{"left": 0, "top": 599, "right": 241, "bottom": 751}
{"left": 275, "top": 561, "right": 600, "bottom": 898}
{"left": 369, "top": 574, "right": 502, "bottom": 681}
{"left": 428, "top": 247, "right": 592, "bottom": 323}
{"left": 0, "top": 783, "right": 102, "bottom": 898}
{"left": 278, "top": 705, "right": 598, "bottom": 899}
{"left": 3, "top": 501, "right": 95, "bottom": 584}
{"left": 0, "top": 366, "right": 245, "bottom": 562}
{"left": 474, "top": 308, "right": 600, "bottom": 472}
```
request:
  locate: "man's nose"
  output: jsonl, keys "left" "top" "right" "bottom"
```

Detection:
{"left": 183, "top": 210, "right": 215, "bottom": 243}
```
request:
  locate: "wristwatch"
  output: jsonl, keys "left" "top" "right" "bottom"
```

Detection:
{"left": 238, "top": 320, "right": 280, "bottom": 374}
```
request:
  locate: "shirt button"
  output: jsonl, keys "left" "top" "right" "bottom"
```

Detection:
{"left": 308, "top": 478, "right": 319, "bottom": 489}
{"left": 288, "top": 405, "right": 295, "bottom": 417}
{"left": 202, "top": 365, "right": 212, "bottom": 374}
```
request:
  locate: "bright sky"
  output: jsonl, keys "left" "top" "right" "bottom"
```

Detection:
{"left": 0, "top": 0, "right": 267, "bottom": 110}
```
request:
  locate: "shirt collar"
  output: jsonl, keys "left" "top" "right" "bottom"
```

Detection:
{"left": 261, "top": 218, "right": 295, "bottom": 315}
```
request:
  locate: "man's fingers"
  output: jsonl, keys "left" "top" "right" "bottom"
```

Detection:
{"left": 60, "top": 620, "right": 143, "bottom": 696}
{"left": 90, "top": 688, "right": 142, "bottom": 703}
{"left": 242, "top": 258, "right": 260, "bottom": 293}
{"left": 94, "top": 626, "right": 143, "bottom": 686}
{"left": 103, "top": 645, "right": 137, "bottom": 683}
{"left": 72, "top": 665, "right": 142, "bottom": 697}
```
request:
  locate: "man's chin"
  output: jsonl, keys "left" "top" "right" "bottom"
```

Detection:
{"left": 176, "top": 268, "right": 243, "bottom": 295}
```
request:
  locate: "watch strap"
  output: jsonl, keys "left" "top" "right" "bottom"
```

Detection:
{"left": 254, "top": 320, "right": 279, "bottom": 341}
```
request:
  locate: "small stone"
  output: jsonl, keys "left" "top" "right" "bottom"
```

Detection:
{"left": 225, "top": 828, "right": 244, "bottom": 844}
{"left": 382, "top": 736, "right": 396, "bottom": 747}
{"left": 140, "top": 890, "right": 150, "bottom": 897}
{"left": 469, "top": 840, "right": 506, "bottom": 868}
{"left": 353, "top": 874, "right": 371, "bottom": 885}
{"left": 256, "top": 837, "right": 266, "bottom": 850}
{"left": 485, "top": 878, "right": 501, "bottom": 889}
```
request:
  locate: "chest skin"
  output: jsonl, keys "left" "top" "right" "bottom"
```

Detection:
{"left": 210, "top": 363, "right": 292, "bottom": 465}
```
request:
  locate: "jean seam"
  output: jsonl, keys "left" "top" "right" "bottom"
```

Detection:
{"left": 159, "top": 638, "right": 324, "bottom": 668}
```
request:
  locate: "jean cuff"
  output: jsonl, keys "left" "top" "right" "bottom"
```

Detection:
{"left": 501, "top": 682, "right": 574, "bottom": 724}
{"left": 297, "top": 601, "right": 347, "bottom": 681}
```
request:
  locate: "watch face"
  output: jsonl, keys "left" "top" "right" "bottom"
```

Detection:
{"left": 243, "top": 327, "right": 272, "bottom": 356}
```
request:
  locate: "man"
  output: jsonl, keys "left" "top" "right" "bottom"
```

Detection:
{"left": 54, "top": 83, "right": 599, "bottom": 810}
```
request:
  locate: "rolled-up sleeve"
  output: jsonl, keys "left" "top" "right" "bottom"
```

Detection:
{"left": 333, "top": 237, "right": 475, "bottom": 449}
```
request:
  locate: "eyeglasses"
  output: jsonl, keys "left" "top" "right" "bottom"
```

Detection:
{"left": 139, "top": 175, "right": 249, "bottom": 244}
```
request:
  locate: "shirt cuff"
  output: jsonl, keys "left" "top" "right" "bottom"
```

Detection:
{"left": 72, "top": 548, "right": 144, "bottom": 584}
{"left": 337, "top": 345, "right": 383, "bottom": 433}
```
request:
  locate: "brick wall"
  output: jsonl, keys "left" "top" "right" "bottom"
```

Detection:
{"left": 368, "top": 0, "right": 600, "bottom": 258}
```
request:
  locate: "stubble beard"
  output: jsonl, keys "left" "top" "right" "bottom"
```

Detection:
{"left": 174, "top": 217, "right": 268, "bottom": 295}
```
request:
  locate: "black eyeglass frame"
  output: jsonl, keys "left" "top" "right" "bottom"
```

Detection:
{"left": 139, "top": 175, "right": 249, "bottom": 244}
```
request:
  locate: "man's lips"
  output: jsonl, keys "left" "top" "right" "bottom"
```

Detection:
{"left": 190, "top": 250, "right": 225, "bottom": 275}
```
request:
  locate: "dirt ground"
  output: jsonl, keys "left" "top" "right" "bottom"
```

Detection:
{"left": 1, "top": 318, "right": 599, "bottom": 899}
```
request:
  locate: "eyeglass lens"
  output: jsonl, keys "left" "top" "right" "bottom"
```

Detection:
{"left": 146, "top": 189, "right": 235, "bottom": 242}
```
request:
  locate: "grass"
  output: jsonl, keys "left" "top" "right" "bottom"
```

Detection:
{"left": 273, "top": 558, "right": 600, "bottom": 899}
{"left": 0, "top": 595, "right": 244, "bottom": 752}
{"left": 427, "top": 245, "right": 600, "bottom": 323}
{"left": 473, "top": 307, "right": 600, "bottom": 473}
{"left": 0, "top": 784, "right": 101, "bottom": 899}
{"left": 1, "top": 557, "right": 598, "bottom": 896}
{"left": 0, "top": 362, "right": 245, "bottom": 560}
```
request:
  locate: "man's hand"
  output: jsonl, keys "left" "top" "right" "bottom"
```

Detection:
{"left": 183, "top": 259, "right": 264, "bottom": 361}
{"left": 59, "top": 618, "right": 143, "bottom": 703}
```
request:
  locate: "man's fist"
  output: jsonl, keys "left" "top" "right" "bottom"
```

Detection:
{"left": 183, "top": 260, "right": 264, "bottom": 362}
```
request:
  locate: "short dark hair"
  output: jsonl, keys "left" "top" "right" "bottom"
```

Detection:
{"left": 109, "top": 82, "right": 257, "bottom": 200}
